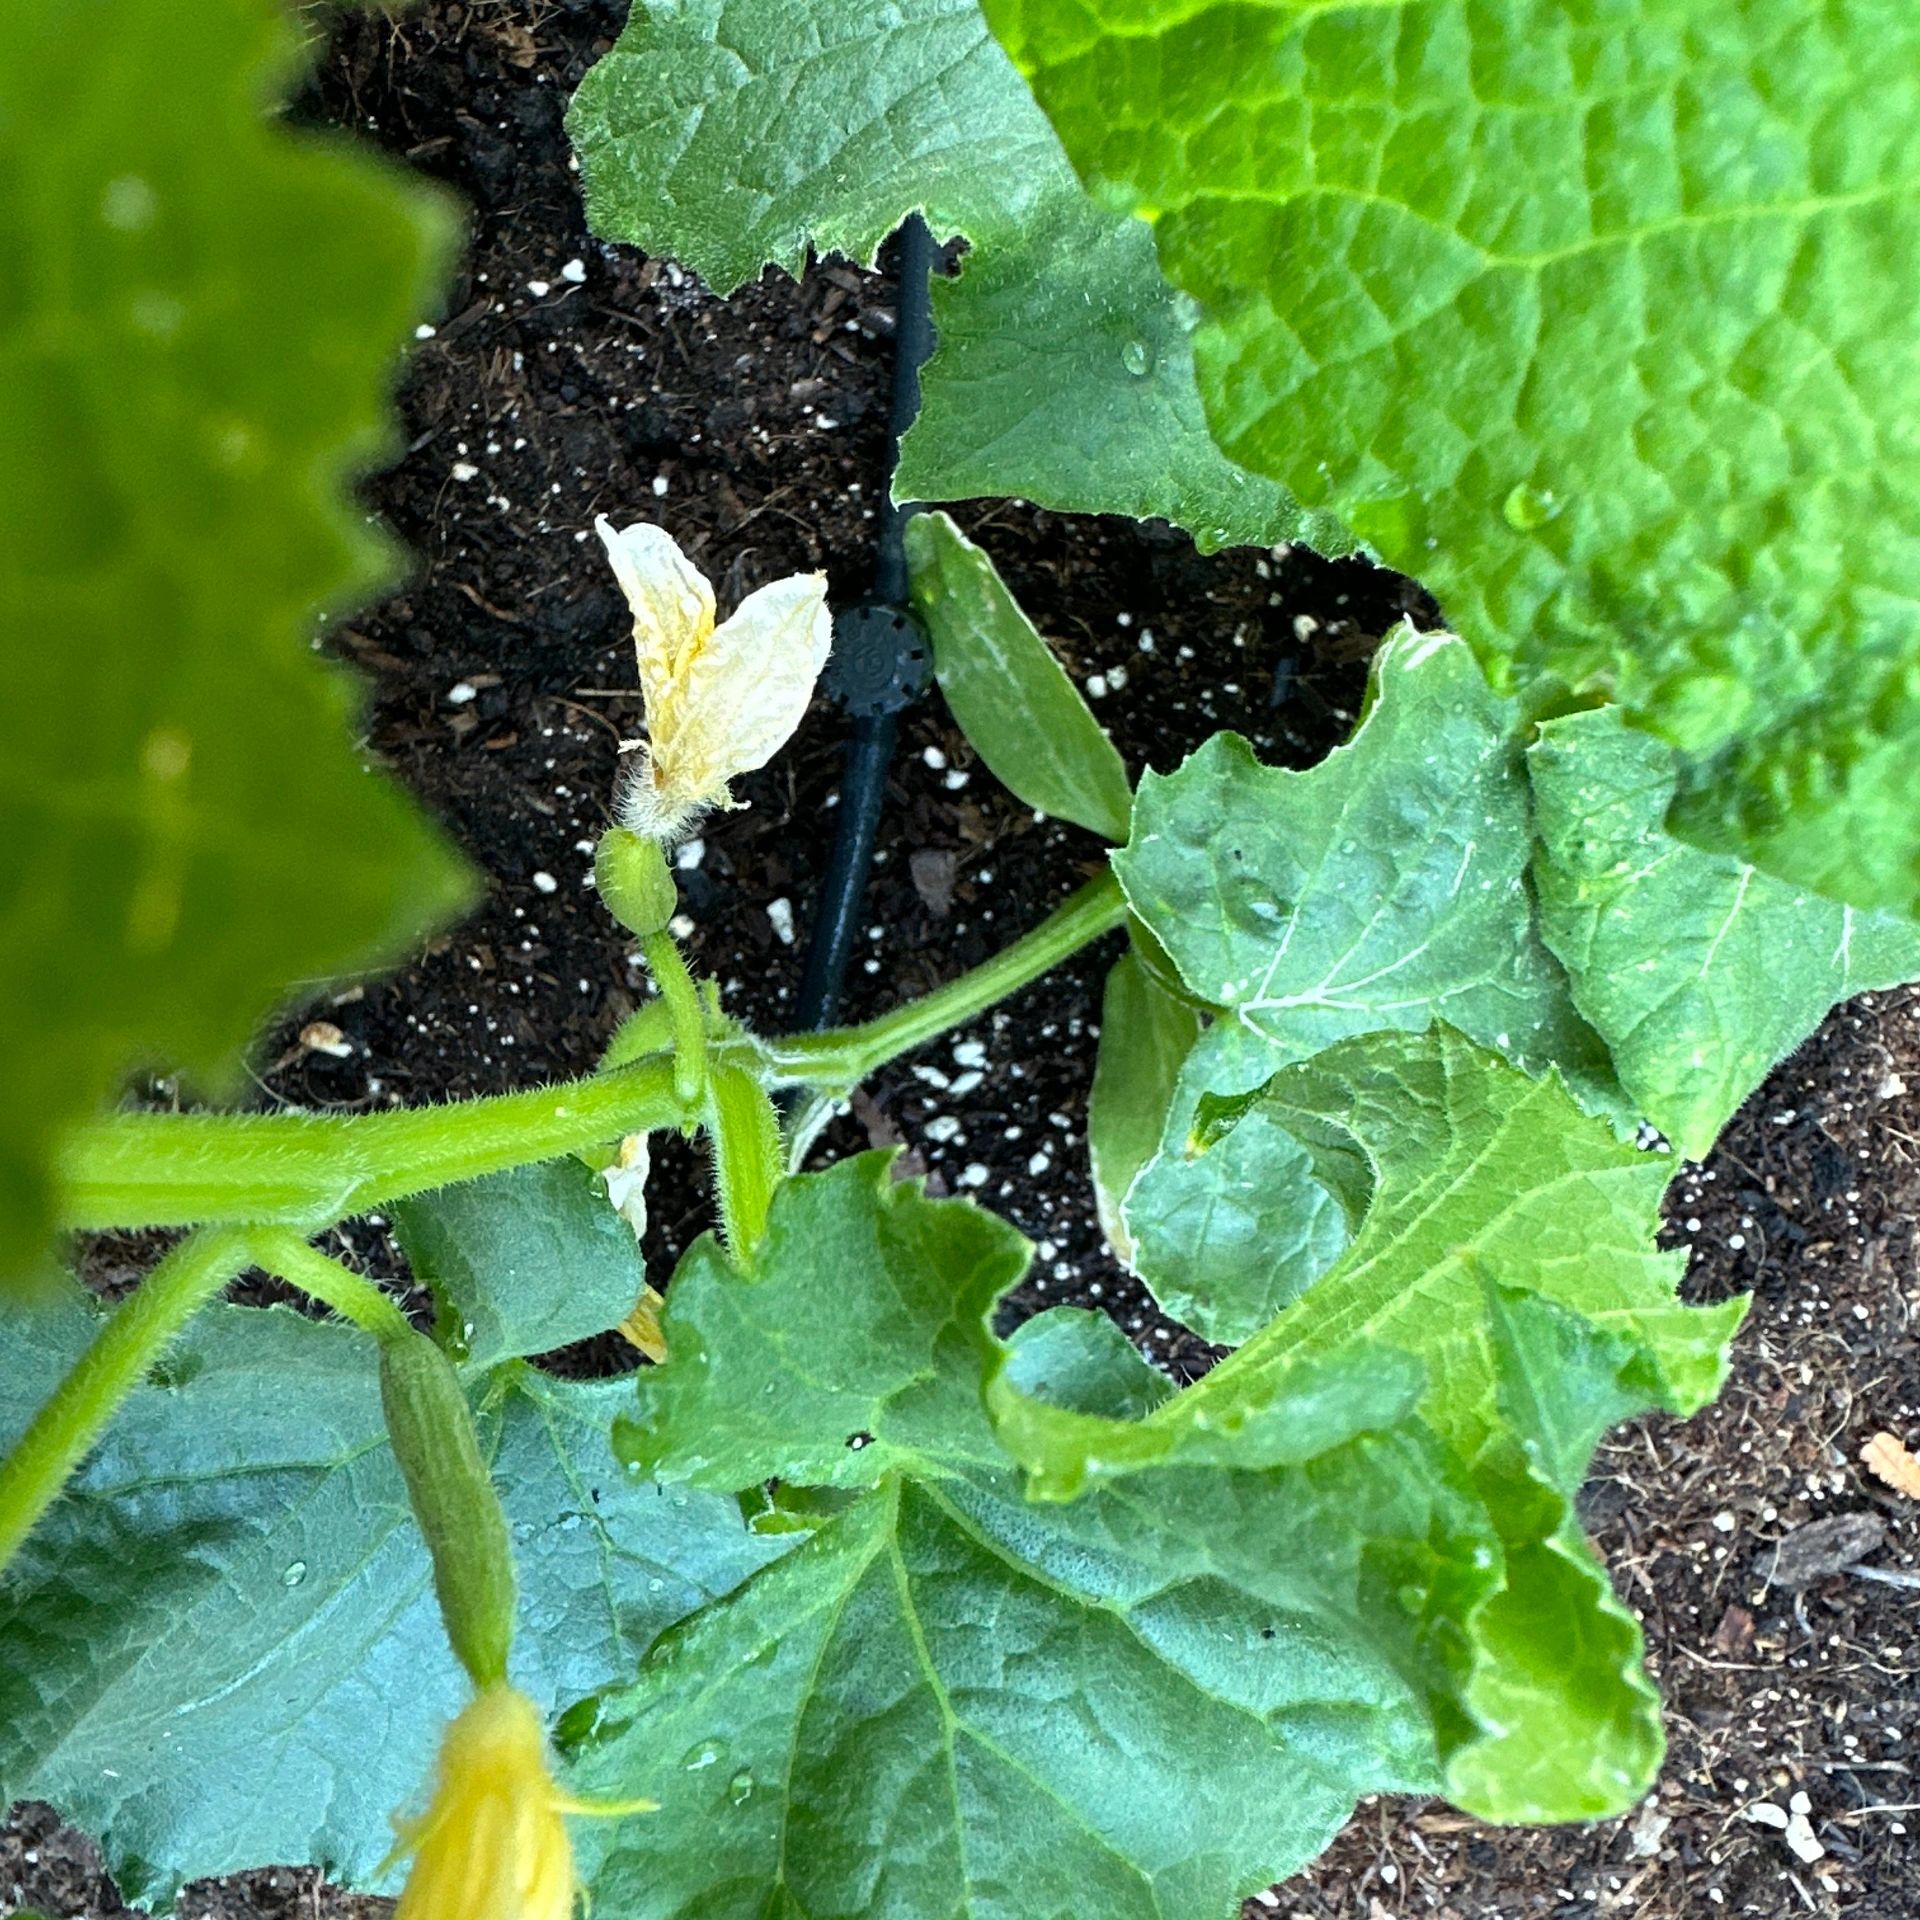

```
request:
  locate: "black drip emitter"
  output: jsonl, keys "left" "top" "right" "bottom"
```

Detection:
{"left": 793, "top": 213, "right": 937, "bottom": 1031}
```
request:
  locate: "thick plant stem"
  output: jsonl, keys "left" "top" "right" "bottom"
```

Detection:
{"left": 61, "top": 1056, "right": 685, "bottom": 1233}
{"left": 768, "top": 869, "right": 1128, "bottom": 1090}
{"left": 247, "top": 1228, "right": 414, "bottom": 1344}
{"left": 640, "top": 929, "right": 708, "bottom": 1107}
{"left": 0, "top": 1226, "right": 251, "bottom": 1575}
{"left": 58, "top": 871, "right": 1128, "bottom": 1235}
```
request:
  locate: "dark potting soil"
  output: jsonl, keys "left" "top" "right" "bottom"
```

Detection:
{"left": 8, "top": 7, "right": 1920, "bottom": 1919}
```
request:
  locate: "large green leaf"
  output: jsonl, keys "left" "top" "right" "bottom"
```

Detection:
{"left": 615, "top": 1154, "right": 1030, "bottom": 1491}
{"left": 392, "top": 1159, "right": 649, "bottom": 1371}
{"left": 990, "top": 1027, "right": 1746, "bottom": 1818}
{"left": 0, "top": 0, "right": 475, "bottom": 1280}
{"left": 0, "top": 1298, "right": 781, "bottom": 1901}
{"left": 1529, "top": 707, "right": 1920, "bottom": 1157}
{"left": 569, "top": 1337, "right": 1498, "bottom": 1919}
{"left": 985, "top": 0, "right": 1920, "bottom": 912}
{"left": 573, "top": 1064, "right": 1742, "bottom": 1899}
{"left": 566, "top": 0, "right": 1346, "bottom": 554}
{"left": 906, "top": 512, "right": 1133, "bottom": 841}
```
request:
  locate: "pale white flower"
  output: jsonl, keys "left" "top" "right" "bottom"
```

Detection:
{"left": 595, "top": 517, "right": 830, "bottom": 840}
{"left": 599, "top": 1132, "right": 651, "bottom": 1242}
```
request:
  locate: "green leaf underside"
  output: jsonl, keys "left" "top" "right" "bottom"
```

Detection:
{"left": 0, "top": 0, "right": 475, "bottom": 1278}
{"left": 984, "top": 0, "right": 1920, "bottom": 912}
{"left": 617, "top": 1153, "right": 1031, "bottom": 1490}
{"left": 0, "top": 1290, "right": 781, "bottom": 1901}
{"left": 392, "top": 1158, "right": 649, "bottom": 1371}
{"left": 1087, "top": 948, "right": 1203, "bottom": 1267}
{"left": 566, "top": 0, "right": 1349, "bottom": 555}
{"left": 906, "top": 513, "right": 1134, "bottom": 841}
{"left": 1529, "top": 707, "right": 1920, "bottom": 1157}
{"left": 1114, "top": 626, "right": 1619, "bottom": 1336}
{"left": 993, "top": 1027, "right": 1744, "bottom": 1817}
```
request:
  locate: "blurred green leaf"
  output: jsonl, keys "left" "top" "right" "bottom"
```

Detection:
{"left": 0, "top": 0, "right": 476, "bottom": 1279}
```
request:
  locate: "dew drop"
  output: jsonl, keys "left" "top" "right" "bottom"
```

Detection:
{"left": 101, "top": 175, "right": 158, "bottom": 232}
{"left": 282, "top": 1560, "right": 308, "bottom": 1587}
{"left": 681, "top": 1738, "right": 727, "bottom": 1772}
{"left": 1501, "top": 482, "right": 1560, "bottom": 531}
{"left": 727, "top": 1769, "right": 756, "bottom": 1806}
{"left": 1120, "top": 338, "right": 1152, "bottom": 378}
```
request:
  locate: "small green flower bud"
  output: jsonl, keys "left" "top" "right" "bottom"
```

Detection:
{"left": 594, "top": 828, "right": 678, "bottom": 938}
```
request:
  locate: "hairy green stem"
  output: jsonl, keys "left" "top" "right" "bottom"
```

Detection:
{"left": 641, "top": 928, "right": 709, "bottom": 1107}
{"left": 0, "top": 1226, "right": 251, "bottom": 1575}
{"left": 60, "top": 1057, "right": 685, "bottom": 1232}
{"left": 706, "top": 1063, "right": 784, "bottom": 1264}
{"left": 246, "top": 1228, "right": 414, "bottom": 1344}
{"left": 58, "top": 870, "right": 1127, "bottom": 1234}
{"left": 767, "top": 869, "right": 1127, "bottom": 1090}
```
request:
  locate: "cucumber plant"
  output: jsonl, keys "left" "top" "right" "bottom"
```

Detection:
{"left": 5, "top": 1, "right": 1919, "bottom": 1916}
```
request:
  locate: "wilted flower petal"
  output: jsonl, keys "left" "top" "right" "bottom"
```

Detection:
{"left": 595, "top": 516, "right": 829, "bottom": 840}
{"left": 393, "top": 1684, "right": 652, "bottom": 1920}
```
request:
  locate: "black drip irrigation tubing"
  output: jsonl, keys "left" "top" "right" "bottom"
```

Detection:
{"left": 793, "top": 214, "right": 937, "bottom": 1032}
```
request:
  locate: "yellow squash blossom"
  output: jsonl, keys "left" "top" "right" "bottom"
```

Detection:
{"left": 596, "top": 516, "right": 830, "bottom": 841}
{"left": 393, "top": 1683, "right": 652, "bottom": 1920}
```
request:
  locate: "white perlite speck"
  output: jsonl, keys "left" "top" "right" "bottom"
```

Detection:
{"left": 766, "top": 897, "right": 796, "bottom": 945}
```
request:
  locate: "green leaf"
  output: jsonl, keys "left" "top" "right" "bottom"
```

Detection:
{"left": 906, "top": 512, "right": 1134, "bottom": 840}
{"left": 0, "top": 1288, "right": 781, "bottom": 1901}
{"left": 990, "top": 1027, "right": 1745, "bottom": 1818}
{"left": 999, "top": 1305, "right": 1176, "bottom": 1422}
{"left": 568, "top": 1442, "right": 1500, "bottom": 1919}
{"left": 1123, "top": 1022, "right": 1370, "bottom": 1344}
{"left": 566, "top": 0, "right": 1345, "bottom": 555}
{"left": 1087, "top": 948, "right": 1202, "bottom": 1265}
{"left": 392, "top": 1159, "right": 648, "bottom": 1371}
{"left": 1112, "top": 628, "right": 1631, "bottom": 1338}
{"left": 1530, "top": 707, "right": 1920, "bottom": 1157}
{"left": 614, "top": 1154, "right": 1031, "bottom": 1491}
{"left": 1115, "top": 631, "right": 1544, "bottom": 1065}
{"left": 1115, "top": 626, "right": 1618, "bottom": 1097}
{"left": 0, "top": 0, "right": 476, "bottom": 1279}
{"left": 985, "top": 0, "right": 1920, "bottom": 911}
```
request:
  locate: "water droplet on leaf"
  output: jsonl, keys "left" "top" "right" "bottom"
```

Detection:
{"left": 282, "top": 1560, "right": 307, "bottom": 1587}
{"left": 681, "top": 1738, "right": 727, "bottom": 1772}
{"left": 1502, "top": 482, "right": 1560, "bottom": 531}
{"left": 727, "top": 1769, "right": 756, "bottom": 1806}
{"left": 1120, "top": 339, "right": 1152, "bottom": 377}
